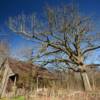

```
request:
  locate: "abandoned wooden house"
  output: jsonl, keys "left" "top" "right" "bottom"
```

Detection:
{"left": 0, "top": 58, "right": 54, "bottom": 97}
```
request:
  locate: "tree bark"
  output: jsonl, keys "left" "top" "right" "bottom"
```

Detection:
{"left": 80, "top": 72, "right": 92, "bottom": 91}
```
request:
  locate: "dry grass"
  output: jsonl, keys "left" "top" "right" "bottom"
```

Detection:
{"left": 24, "top": 90, "right": 100, "bottom": 100}
{"left": 1, "top": 90, "right": 100, "bottom": 100}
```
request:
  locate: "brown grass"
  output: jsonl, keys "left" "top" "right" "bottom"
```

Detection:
{"left": 2, "top": 87, "right": 100, "bottom": 100}
{"left": 24, "top": 90, "right": 100, "bottom": 100}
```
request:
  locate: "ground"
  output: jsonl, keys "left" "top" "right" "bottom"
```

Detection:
{"left": 0, "top": 91, "right": 100, "bottom": 100}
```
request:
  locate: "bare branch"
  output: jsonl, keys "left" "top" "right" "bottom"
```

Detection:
{"left": 82, "top": 45, "right": 100, "bottom": 55}
{"left": 40, "top": 50, "right": 61, "bottom": 57}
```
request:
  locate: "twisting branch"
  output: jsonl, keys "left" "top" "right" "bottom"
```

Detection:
{"left": 40, "top": 50, "right": 61, "bottom": 57}
{"left": 82, "top": 45, "right": 100, "bottom": 55}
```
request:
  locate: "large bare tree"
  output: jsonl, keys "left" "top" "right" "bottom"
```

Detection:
{"left": 8, "top": 5, "right": 100, "bottom": 91}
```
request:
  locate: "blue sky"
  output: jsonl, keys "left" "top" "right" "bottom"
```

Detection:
{"left": 0, "top": 0, "right": 100, "bottom": 63}
{"left": 0, "top": 0, "right": 100, "bottom": 24}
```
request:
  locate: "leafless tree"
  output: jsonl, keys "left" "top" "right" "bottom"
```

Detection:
{"left": 7, "top": 5, "right": 100, "bottom": 91}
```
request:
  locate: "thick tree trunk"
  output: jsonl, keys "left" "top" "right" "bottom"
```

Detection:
{"left": 80, "top": 72, "right": 92, "bottom": 91}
